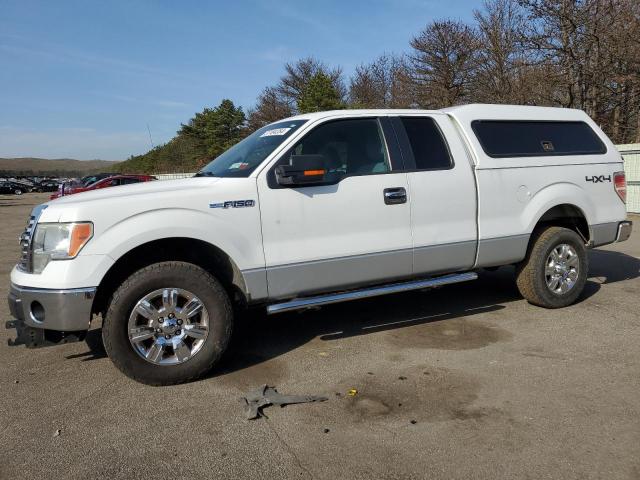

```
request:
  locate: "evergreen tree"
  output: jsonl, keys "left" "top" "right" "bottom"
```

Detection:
{"left": 179, "top": 99, "right": 246, "bottom": 161}
{"left": 297, "top": 72, "right": 345, "bottom": 113}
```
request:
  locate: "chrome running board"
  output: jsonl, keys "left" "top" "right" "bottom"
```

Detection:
{"left": 266, "top": 272, "right": 478, "bottom": 315}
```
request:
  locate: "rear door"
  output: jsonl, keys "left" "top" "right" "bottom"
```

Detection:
{"left": 257, "top": 116, "right": 413, "bottom": 299}
{"left": 391, "top": 115, "right": 478, "bottom": 275}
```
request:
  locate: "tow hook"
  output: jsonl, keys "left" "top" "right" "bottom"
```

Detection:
{"left": 6, "top": 319, "right": 86, "bottom": 348}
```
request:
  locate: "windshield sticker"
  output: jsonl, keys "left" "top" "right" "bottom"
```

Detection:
{"left": 260, "top": 127, "right": 291, "bottom": 137}
{"left": 229, "top": 162, "right": 250, "bottom": 170}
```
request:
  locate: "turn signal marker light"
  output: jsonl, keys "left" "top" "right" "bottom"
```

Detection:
{"left": 69, "top": 223, "right": 93, "bottom": 257}
{"left": 303, "top": 169, "right": 325, "bottom": 176}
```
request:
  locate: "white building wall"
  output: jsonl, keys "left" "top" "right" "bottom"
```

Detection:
{"left": 617, "top": 144, "right": 640, "bottom": 214}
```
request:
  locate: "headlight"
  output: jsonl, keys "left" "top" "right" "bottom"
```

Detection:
{"left": 32, "top": 222, "right": 93, "bottom": 274}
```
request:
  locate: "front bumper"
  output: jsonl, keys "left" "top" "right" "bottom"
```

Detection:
{"left": 6, "top": 283, "right": 95, "bottom": 348}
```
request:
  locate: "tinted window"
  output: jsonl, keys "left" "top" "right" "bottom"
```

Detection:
{"left": 400, "top": 117, "right": 452, "bottom": 170}
{"left": 472, "top": 121, "right": 606, "bottom": 157}
{"left": 283, "top": 118, "right": 390, "bottom": 176}
{"left": 121, "top": 178, "right": 141, "bottom": 185}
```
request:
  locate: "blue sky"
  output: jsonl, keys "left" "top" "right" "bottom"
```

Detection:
{"left": 0, "top": 0, "right": 482, "bottom": 160}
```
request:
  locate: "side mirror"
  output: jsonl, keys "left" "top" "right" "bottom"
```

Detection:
{"left": 276, "top": 155, "right": 329, "bottom": 186}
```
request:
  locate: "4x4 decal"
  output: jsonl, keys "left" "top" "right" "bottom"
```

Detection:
{"left": 585, "top": 175, "right": 611, "bottom": 183}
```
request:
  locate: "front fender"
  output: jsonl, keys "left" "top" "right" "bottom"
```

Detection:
{"left": 83, "top": 207, "right": 265, "bottom": 272}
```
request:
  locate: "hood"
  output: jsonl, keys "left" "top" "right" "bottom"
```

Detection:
{"left": 49, "top": 177, "right": 220, "bottom": 205}
{"left": 38, "top": 176, "right": 259, "bottom": 224}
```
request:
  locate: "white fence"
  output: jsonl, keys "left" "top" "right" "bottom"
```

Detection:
{"left": 618, "top": 144, "right": 640, "bottom": 214}
{"left": 154, "top": 173, "right": 195, "bottom": 181}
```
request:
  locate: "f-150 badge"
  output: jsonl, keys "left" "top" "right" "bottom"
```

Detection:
{"left": 209, "top": 200, "right": 256, "bottom": 209}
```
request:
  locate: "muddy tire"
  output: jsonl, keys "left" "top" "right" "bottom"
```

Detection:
{"left": 102, "top": 261, "right": 233, "bottom": 386}
{"left": 516, "top": 226, "right": 588, "bottom": 308}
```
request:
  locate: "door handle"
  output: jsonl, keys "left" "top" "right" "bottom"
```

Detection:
{"left": 383, "top": 187, "right": 407, "bottom": 205}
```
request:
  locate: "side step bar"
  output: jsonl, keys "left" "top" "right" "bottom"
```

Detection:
{"left": 267, "top": 272, "right": 478, "bottom": 315}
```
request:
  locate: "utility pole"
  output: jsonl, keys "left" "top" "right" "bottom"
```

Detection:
{"left": 146, "top": 123, "right": 154, "bottom": 149}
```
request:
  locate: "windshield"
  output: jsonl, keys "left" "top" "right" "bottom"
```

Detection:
{"left": 82, "top": 176, "right": 99, "bottom": 186}
{"left": 197, "top": 120, "right": 307, "bottom": 177}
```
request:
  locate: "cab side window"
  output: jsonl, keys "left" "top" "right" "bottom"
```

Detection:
{"left": 284, "top": 118, "right": 390, "bottom": 176}
{"left": 400, "top": 117, "right": 452, "bottom": 170}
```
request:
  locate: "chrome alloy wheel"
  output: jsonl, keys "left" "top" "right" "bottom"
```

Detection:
{"left": 545, "top": 244, "right": 580, "bottom": 295}
{"left": 127, "top": 288, "right": 209, "bottom": 365}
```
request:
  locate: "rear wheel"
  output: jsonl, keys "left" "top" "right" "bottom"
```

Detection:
{"left": 516, "top": 226, "right": 588, "bottom": 308}
{"left": 102, "top": 261, "right": 233, "bottom": 385}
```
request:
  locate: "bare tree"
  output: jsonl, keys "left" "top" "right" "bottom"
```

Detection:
{"left": 518, "top": 0, "right": 640, "bottom": 142}
{"left": 410, "top": 20, "right": 480, "bottom": 108}
{"left": 473, "top": 0, "right": 532, "bottom": 103}
{"left": 349, "top": 54, "right": 416, "bottom": 108}
{"left": 277, "top": 57, "right": 346, "bottom": 110}
{"left": 247, "top": 87, "right": 293, "bottom": 131}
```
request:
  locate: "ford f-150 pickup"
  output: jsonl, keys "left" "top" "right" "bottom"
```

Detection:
{"left": 6, "top": 104, "right": 632, "bottom": 385}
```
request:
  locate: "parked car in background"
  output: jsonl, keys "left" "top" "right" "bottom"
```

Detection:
{"left": 79, "top": 173, "right": 117, "bottom": 187}
{"left": 50, "top": 174, "right": 156, "bottom": 199}
{"left": 34, "top": 180, "right": 60, "bottom": 192}
{"left": 0, "top": 181, "right": 28, "bottom": 195}
{"left": 55, "top": 173, "right": 116, "bottom": 198}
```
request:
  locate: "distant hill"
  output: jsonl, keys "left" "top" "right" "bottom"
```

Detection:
{"left": 0, "top": 157, "right": 118, "bottom": 176}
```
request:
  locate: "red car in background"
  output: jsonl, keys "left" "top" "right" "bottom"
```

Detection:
{"left": 50, "top": 174, "right": 156, "bottom": 200}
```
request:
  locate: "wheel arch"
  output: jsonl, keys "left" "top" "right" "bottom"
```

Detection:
{"left": 531, "top": 203, "right": 591, "bottom": 244}
{"left": 522, "top": 182, "right": 595, "bottom": 244}
{"left": 93, "top": 237, "right": 250, "bottom": 316}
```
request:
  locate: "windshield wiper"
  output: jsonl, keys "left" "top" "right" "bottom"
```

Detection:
{"left": 194, "top": 171, "right": 216, "bottom": 177}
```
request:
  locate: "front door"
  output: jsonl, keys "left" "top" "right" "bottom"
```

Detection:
{"left": 257, "top": 117, "right": 413, "bottom": 299}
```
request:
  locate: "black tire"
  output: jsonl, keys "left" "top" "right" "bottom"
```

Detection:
{"left": 516, "top": 226, "right": 588, "bottom": 308}
{"left": 14, "top": 189, "right": 22, "bottom": 195}
{"left": 102, "top": 261, "right": 233, "bottom": 385}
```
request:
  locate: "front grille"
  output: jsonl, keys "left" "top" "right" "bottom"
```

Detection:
{"left": 17, "top": 205, "right": 47, "bottom": 273}
{"left": 18, "top": 216, "right": 36, "bottom": 271}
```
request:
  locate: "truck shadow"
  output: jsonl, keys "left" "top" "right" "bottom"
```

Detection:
{"left": 587, "top": 249, "right": 640, "bottom": 284}
{"left": 74, "top": 249, "right": 638, "bottom": 373}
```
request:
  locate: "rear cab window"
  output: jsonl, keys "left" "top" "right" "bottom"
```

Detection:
{"left": 471, "top": 120, "right": 607, "bottom": 158}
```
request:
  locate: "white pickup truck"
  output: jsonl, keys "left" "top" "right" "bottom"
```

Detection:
{"left": 7, "top": 104, "right": 632, "bottom": 385}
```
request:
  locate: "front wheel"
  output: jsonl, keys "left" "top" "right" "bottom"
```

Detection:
{"left": 516, "top": 226, "right": 588, "bottom": 308}
{"left": 102, "top": 261, "right": 233, "bottom": 385}
{"left": 14, "top": 189, "right": 22, "bottom": 195}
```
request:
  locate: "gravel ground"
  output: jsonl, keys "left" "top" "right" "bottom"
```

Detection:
{"left": 1, "top": 193, "right": 639, "bottom": 480}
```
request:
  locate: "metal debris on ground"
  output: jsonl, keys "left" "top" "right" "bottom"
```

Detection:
{"left": 53, "top": 429, "right": 61, "bottom": 437}
{"left": 241, "top": 385, "right": 328, "bottom": 420}
{"left": 347, "top": 388, "right": 358, "bottom": 397}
